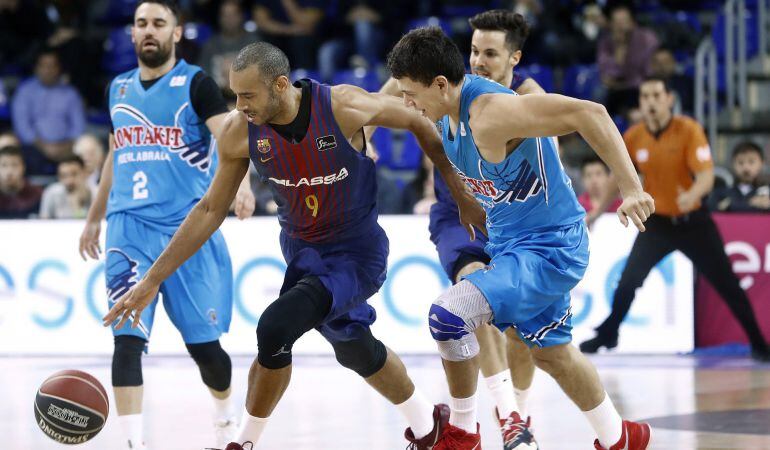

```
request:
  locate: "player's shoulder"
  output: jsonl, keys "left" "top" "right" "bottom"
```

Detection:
{"left": 330, "top": 83, "right": 370, "bottom": 108}
{"left": 221, "top": 110, "right": 248, "bottom": 136}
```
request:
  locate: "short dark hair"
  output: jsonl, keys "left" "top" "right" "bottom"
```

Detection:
{"left": 732, "top": 141, "right": 764, "bottom": 161}
{"left": 469, "top": 10, "right": 530, "bottom": 53}
{"left": 580, "top": 155, "right": 609, "bottom": 173}
{"left": 136, "top": 0, "right": 180, "bottom": 21}
{"left": 387, "top": 27, "right": 466, "bottom": 86}
{"left": 58, "top": 155, "right": 85, "bottom": 168}
{"left": 641, "top": 76, "right": 672, "bottom": 93}
{"left": 0, "top": 145, "right": 23, "bottom": 161}
{"left": 36, "top": 47, "right": 60, "bottom": 64}
{"left": 232, "top": 42, "right": 291, "bottom": 82}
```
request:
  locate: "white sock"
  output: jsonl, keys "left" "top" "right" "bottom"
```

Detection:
{"left": 484, "top": 369, "right": 518, "bottom": 419}
{"left": 514, "top": 386, "right": 531, "bottom": 419}
{"left": 395, "top": 389, "right": 436, "bottom": 439}
{"left": 449, "top": 392, "right": 478, "bottom": 434}
{"left": 212, "top": 394, "right": 235, "bottom": 421}
{"left": 118, "top": 413, "right": 143, "bottom": 449}
{"left": 583, "top": 392, "right": 623, "bottom": 449}
{"left": 236, "top": 408, "right": 270, "bottom": 445}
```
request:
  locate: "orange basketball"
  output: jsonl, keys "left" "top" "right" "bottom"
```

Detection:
{"left": 34, "top": 370, "right": 109, "bottom": 445}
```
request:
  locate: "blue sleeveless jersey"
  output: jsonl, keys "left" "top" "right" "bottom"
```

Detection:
{"left": 248, "top": 80, "right": 378, "bottom": 243}
{"left": 433, "top": 71, "right": 526, "bottom": 212}
{"left": 107, "top": 60, "right": 216, "bottom": 233}
{"left": 439, "top": 75, "right": 585, "bottom": 243}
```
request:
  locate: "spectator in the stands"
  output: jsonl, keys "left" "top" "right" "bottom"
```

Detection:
{"left": 650, "top": 47, "right": 693, "bottom": 115}
{"left": 199, "top": 0, "right": 259, "bottom": 89}
{"left": 39, "top": 155, "right": 92, "bottom": 219}
{"left": 577, "top": 155, "right": 622, "bottom": 224}
{"left": 318, "top": 0, "right": 384, "bottom": 82}
{"left": 11, "top": 48, "right": 85, "bottom": 170}
{"left": 710, "top": 141, "right": 770, "bottom": 212}
{"left": 0, "top": 145, "right": 42, "bottom": 219}
{"left": 73, "top": 134, "right": 105, "bottom": 192}
{"left": 597, "top": 4, "right": 658, "bottom": 117}
{"left": 253, "top": 0, "right": 324, "bottom": 70}
{"left": 0, "top": 0, "right": 52, "bottom": 70}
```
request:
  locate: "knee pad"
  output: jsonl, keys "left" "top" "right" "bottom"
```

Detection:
{"left": 112, "top": 335, "right": 146, "bottom": 387}
{"left": 331, "top": 329, "right": 387, "bottom": 378}
{"left": 257, "top": 277, "right": 332, "bottom": 370}
{"left": 186, "top": 340, "right": 232, "bottom": 392}
{"left": 428, "top": 280, "right": 493, "bottom": 362}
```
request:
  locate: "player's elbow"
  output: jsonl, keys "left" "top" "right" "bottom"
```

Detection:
{"left": 583, "top": 100, "right": 609, "bottom": 118}
{"left": 197, "top": 195, "right": 229, "bottom": 222}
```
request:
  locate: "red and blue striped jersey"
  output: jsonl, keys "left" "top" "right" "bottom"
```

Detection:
{"left": 248, "top": 79, "right": 378, "bottom": 243}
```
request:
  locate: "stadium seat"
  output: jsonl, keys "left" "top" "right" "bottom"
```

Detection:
{"left": 0, "top": 79, "right": 9, "bottom": 122}
{"left": 371, "top": 128, "right": 423, "bottom": 171}
{"left": 563, "top": 64, "right": 600, "bottom": 100}
{"left": 331, "top": 68, "right": 380, "bottom": 92}
{"left": 102, "top": 26, "right": 137, "bottom": 74}
{"left": 406, "top": 17, "right": 453, "bottom": 36}
{"left": 713, "top": 10, "right": 760, "bottom": 61}
{"left": 290, "top": 69, "right": 321, "bottom": 82}
{"left": 517, "top": 64, "right": 554, "bottom": 93}
{"left": 183, "top": 22, "right": 213, "bottom": 46}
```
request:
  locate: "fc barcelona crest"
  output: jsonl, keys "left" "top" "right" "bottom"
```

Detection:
{"left": 256, "top": 138, "right": 271, "bottom": 153}
{"left": 256, "top": 138, "right": 273, "bottom": 163}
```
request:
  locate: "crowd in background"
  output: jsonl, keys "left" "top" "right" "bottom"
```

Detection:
{"left": 0, "top": 0, "right": 768, "bottom": 219}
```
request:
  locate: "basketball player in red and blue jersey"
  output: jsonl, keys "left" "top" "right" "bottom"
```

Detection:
{"left": 103, "top": 41, "right": 486, "bottom": 449}
{"left": 372, "top": 11, "right": 543, "bottom": 449}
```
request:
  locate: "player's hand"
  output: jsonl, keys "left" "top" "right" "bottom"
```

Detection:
{"left": 102, "top": 278, "right": 160, "bottom": 329}
{"left": 79, "top": 221, "right": 102, "bottom": 261}
{"left": 233, "top": 183, "right": 256, "bottom": 220}
{"left": 457, "top": 190, "right": 487, "bottom": 240}
{"left": 617, "top": 190, "right": 654, "bottom": 232}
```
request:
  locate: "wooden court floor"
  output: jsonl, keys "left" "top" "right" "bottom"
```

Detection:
{"left": 4, "top": 354, "right": 770, "bottom": 449}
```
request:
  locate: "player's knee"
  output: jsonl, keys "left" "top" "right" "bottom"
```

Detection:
{"left": 112, "top": 335, "right": 145, "bottom": 387}
{"left": 256, "top": 311, "right": 295, "bottom": 370}
{"left": 186, "top": 340, "right": 232, "bottom": 392}
{"left": 428, "top": 302, "right": 480, "bottom": 361}
{"left": 530, "top": 343, "right": 572, "bottom": 375}
{"left": 331, "top": 332, "right": 387, "bottom": 378}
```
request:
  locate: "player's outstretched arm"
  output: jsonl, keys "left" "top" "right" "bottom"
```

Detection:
{"left": 332, "top": 84, "right": 486, "bottom": 238}
{"left": 79, "top": 135, "right": 115, "bottom": 261}
{"left": 471, "top": 93, "right": 654, "bottom": 231}
{"left": 102, "top": 112, "right": 250, "bottom": 329}
{"left": 207, "top": 112, "right": 256, "bottom": 219}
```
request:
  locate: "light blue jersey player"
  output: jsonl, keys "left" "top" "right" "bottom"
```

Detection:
{"left": 388, "top": 28, "right": 655, "bottom": 449}
{"left": 79, "top": 1, "right": 252, "bottom": 448}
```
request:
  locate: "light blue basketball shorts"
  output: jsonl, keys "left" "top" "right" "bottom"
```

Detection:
{"left": 463, "top": 220, "right": 589, "bottom": 348}
{"left": 104, "top": 212, "right": 233, "bottom": 346}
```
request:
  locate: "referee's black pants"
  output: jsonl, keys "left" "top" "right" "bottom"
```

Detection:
{"left": 595, "top": 208, "right": 768, "bottom": 349}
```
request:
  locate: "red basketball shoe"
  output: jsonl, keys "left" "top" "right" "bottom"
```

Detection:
{"left": 496, "top": 410, "right": 538, "bottom": 450}
{"left": 432, "top": 423, "right": 481, "bottom": 450}
{"left": 594, "top": 420, "right": 651, "bottom": 450}
{"left": 405, "top": 403, "right": 450, "bottom": 449}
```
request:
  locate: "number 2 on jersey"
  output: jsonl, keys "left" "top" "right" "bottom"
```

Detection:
{"left": 133, "top": 171, "right": 149, "bottom": 200}
{"left": 305, "top": 194, "right": 318, "bottom": 217}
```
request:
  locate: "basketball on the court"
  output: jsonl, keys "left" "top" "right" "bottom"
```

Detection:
{"left": 33, "top": 370, "right": 109, "bottom": 445}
